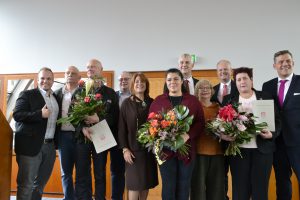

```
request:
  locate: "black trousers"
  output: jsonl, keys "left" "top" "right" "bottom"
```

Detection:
{"left": 229, "top": 148, "right": 273, "bottom": 200}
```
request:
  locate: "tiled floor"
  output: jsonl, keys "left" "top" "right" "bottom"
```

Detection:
{"left": 11, "top": 197, "right": 62, "bottom": 200}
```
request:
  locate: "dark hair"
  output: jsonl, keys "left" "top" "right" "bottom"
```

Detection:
{"left": 233, "top": 67, "right": 253, "bottom": 82}
{"left": 38, "top": 67, "right": 53, "bottom": 74}
{"left": 130, "top": 72, "right": 150, "bottom": 97}
{"left": 163, "top": 68, "right": 187, "bottom": 94}
{"left": 274, "top": 50, "right": 293, "bottom": 63}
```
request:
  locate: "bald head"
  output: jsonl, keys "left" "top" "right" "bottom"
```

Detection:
{"left": 86, "top": 59, "right": 103, "bottom": 78}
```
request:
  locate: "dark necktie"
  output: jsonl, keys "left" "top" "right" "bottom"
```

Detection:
{"left": 278, "top": 80, "right": 287, "bottom": 107}
{"left": 183, "top": 80, "right": 190, "bottom": 94}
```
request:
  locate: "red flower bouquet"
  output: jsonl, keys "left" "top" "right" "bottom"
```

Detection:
{"left": 137, "top": 105, "right": 194, "bottom": 164}
{"left": 206, "top": 103, "right": 267, "bottom": 157}
{"left": 57, "top": 78, "right": 105, "bottom": 129}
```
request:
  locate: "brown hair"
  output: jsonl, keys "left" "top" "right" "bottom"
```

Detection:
{"left": 38, "top": 67, "right": 53, "bottom": 74}
{"left": 233, "top": 67, "right": 253, "bottom": 81}
{"left": 273, "top": 50, "right": 293, "bottom": 63}
{"left": 130, "top": 73, "right": 150, "bottom": 97}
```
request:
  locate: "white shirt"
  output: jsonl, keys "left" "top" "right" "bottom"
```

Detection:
{"left": 39, "top": 87, "right": 59, "bottom": 139}
{"left": 61, "top": 86, "right": 77, "bottom": 131}
{"left": 185, "top": 76, "right": 195, "bottom": 95}
{"left": 218, "top": 80, "right": 232, "bottom": 103}
{"left": 277, "top": 73, "right": 293, "bottom": 102}
{"left": 238, "top": 92, "right": 257, "bottom": 148}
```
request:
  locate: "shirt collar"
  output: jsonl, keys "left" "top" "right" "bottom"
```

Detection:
{"left": 278, "top": 73, "right": 293, "bottom": 83}
{"left": 38, "top": 87, "right": 53, "bottom": 97}
{"left": 62, "top": 85, "right": 77, "bottom": 95}
{"left": 221, "top": 80, "right": 231, "bottom": 87}
{"left": 185, "top": 76, "right": 193, "bottom": 83}
{"left": 119, "top": 90, "right": 131, "bottom": 95}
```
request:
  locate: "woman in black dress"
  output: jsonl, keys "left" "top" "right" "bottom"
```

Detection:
{"left": 118, "top": 73, "right": 158, "bottom": 200}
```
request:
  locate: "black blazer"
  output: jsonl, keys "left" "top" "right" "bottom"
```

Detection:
{"left": 13, "top": 88, "right": 57, "bottom": 156}
{"left": 211, "top": 80, "right": 238, "bottom": 105}
{"left": 262, "top": 74, "right": 300, "bottom": 147}
{"left": 222, "top": 89, "right": 281, "bottom": 154}
{"left": 71, "top": 84, "right": 120, "bottom": 143}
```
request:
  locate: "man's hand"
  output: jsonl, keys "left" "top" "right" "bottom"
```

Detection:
{"left": 42, "top": 104, "right": 51, "bottom": 118}
{"left": 220, "top": 133, "right": 236, "bottom": 141}
{"left": 181, "top": 133, "right": 190, "bottom": 143}
{"left": 259, "top": 129, "right": 273, "bottom": 139}
{"left": 82, "top": 127, "right": 93, "bottom": 141}
{"left": 85, "top": 113, "right": 100, "bottom": 125}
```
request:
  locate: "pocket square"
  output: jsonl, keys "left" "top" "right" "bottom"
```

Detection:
{"left": 294, "top": 93, "right": 300, "bottom": 96}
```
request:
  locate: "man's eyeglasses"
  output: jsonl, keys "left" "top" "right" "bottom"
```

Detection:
{"left": 119, "top": 78, "right": 130, "bottom": 82}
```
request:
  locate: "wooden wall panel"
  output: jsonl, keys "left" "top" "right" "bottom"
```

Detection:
{"left": 0, "top": 111, "right": 13, "bottom": 200}
{"left": 5, "top": 70, "right": 300, "bottom": 199}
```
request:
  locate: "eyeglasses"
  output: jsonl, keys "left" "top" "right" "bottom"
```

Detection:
{"left": 119, "top": 78, "right": 130, "bottom": 81}
{"left": 199, "top": 87, "right": 211, "bottom": 91}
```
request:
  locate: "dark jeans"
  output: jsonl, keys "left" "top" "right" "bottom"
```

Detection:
{"left": 273, "top": 137, "right": 300, "bottom": 200}
{"left": 75, "top": 142, "right": 125, "bottom": 200}
{"left": 159, "top": 157, "right": 195, "bottom": 200}
{"left": 58, "top": 131, "right": 77, "bottom": 200}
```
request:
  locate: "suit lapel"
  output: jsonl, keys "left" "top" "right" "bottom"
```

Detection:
{"left": 283, "top": 75, "right": 298, "bottom": 107}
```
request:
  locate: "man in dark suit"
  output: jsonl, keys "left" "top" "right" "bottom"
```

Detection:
{"left": 210, "top": 59, "right": 238, "bottom": 200}
{"left": 262, "top": 50, "right": 300, "bottom": 200}
{"left": 178, "top": 53, "right": 199, "bottom": 95}
{"left": 13, "top": 67, "right": 59, "bottom": 200}
{"left": 54, "top": 66, "right": 81, "bottom": 200}
{"left": 211, "top": 59, "right": 238, "bottom": 105}
{"left": 164, "top": 53, "right": 199, "bottom": 95}
{"left": 75, "top": 59, "right": 124, "bottom": 200}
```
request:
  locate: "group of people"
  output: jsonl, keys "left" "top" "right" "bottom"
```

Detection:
{"left": 13, "top": 50, "right": 300, "bottom": 200}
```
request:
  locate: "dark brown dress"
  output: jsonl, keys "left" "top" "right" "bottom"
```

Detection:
{"left": 118, "top": 95, "right": 158, "bottom": 190}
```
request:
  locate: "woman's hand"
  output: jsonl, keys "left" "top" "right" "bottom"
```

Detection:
{"left": 220, "top": 132, "right": 236, "bottom": 141}
{"left": 84, "top": 113, "right": 100, "bottom": 125}
{"left": 123, "top": 148, "right": 135, "bottom": 165}
{"left": 82, "top": 127, "right": 93, "bottom": 141}
{"left": 259, "top": 129, "right": 273, "bottom": 139}
{"left": 181, "top": 133, "right": 190, "bottom": 143}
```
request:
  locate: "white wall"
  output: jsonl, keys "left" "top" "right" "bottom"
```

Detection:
{"left": 1, "top": 0, "right": 299, "bottom": 89}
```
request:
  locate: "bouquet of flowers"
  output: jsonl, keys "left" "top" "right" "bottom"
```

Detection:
{"left": 137, "top": 105, "right": 194, "bottom": 165}
{"left": 206, "top": 103, "right": 268, "bottom": 157}
{"left": 57, "top": 78, "right": 106, "bottom": 141}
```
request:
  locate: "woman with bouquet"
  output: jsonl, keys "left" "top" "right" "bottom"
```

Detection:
{"left": 190, "top": 79, "right": 224, "bottom": 200}
{"left": 149, "top": 68, "right": 205, "bottom": 200}
{"left": 118, "top": 73, "right": 158, "bottom": 200}
{"left": 222, "top": 67, "right": 280, "bottom": 200}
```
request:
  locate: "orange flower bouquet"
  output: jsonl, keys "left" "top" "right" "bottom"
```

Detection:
{"left": 137, "top": 105, "right": 194, "bottom": 164}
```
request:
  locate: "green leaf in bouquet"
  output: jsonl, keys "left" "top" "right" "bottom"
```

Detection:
{"left": 174, "top": 136, "right": 185, "bottom": 150}
{"left": 174, "top": 105, "right": 189, "bottom": 120}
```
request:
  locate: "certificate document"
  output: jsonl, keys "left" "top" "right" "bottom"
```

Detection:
{"left": 89, "top": 119, "right": 117, "bottom": 153}
{"left": 252, "top": 100, "right": 275, "bottom": 132}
